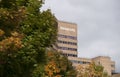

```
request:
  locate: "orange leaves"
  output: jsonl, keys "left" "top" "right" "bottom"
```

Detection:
{"left": 45, "top": 51, "right": 62, "bottom": 77}
{"left": 0, "top": 37, "right": 22, "bottom": 52}
{"left": 0, "top": 31, "right": 23, "bottom": 52}
{"left": 45, "top": 51, "right": 77, "bottom": 77}
{"left": 45, "top": 61, "right": 61, "bottom": 77}
{"left": 47, "top": 51, "right": 54, "bottom": 56}
{"left": 0, "top": 6, "right": 25, "bottom": 52}
{"left": 11, "top": 31, "right": 19, "bottom": 37}
{"left": 55, "top": 75, "right": 62, "bottom": 77}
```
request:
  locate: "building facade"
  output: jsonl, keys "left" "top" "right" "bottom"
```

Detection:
{"left": 57, "top": 21, "right": 78, "bottom": 58}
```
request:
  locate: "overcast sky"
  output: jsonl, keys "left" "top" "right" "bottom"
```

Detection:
{"left": 42, "top": 0, "right": 120, "bottom": 72}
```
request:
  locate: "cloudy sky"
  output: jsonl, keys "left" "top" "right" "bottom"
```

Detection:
{"left": 42, "top": 0, "right": 120, "bottom": 72}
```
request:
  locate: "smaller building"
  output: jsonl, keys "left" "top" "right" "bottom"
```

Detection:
{"left": 92, "top": 56, "right": 115, "bottom": 76}
{"left": 70, "top": 56, "right": 115, "bottom": 76}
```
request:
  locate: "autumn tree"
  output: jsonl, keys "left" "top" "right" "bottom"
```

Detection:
{"left": 0, "top": 0, "right": 57, "bottom": 77}
{"left": 44, "top": 51, "right": 77, "bottom": 77}
{"left": 0, "top": 0, "right": 76, "bottom": 77}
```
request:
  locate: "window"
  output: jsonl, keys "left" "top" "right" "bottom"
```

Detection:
{"left": 62, "top": 53, "right": 77, "bottom": 57}
{"left": 70, "top": 60, "right": 91, "bottom": 64}
{"left": 58, "top": 46, "right": 77, "bottom": 51}
{"left": 58, "top": 34, "right": 77, "bottom": 40}
{"left": 57, "top": 40, "right": 77, "bottom": 45}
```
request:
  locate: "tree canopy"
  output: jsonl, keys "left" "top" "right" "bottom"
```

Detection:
{"left": 45, "top": 51, "right": 77, "bottom": 77}
{"left": 0, "top": 0, "right": 76, "bottom": 77}
{"left": 0, "top": 0, "right": 57, "bottom": 77}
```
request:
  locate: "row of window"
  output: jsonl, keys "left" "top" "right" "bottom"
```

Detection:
{"left": 57, "top": 40, "right": 77, "bottom": 45}
{"left": 62, "top": 53, "right": 77, "bottom": 57}
{"left": 58, "top": 34, "right": 77, "bottom": 40}
{"left": 71, "top": 60, "right": 91, "bottom": 64}
{"left": 58, "top": 46, "right": 77, "bottom": 51}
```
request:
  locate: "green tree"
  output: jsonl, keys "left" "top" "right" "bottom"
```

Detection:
{"left": 0, "top": 0, "right": 57, "bottom": 77}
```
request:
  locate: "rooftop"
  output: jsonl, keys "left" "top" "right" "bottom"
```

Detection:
{"left": 58, "top": 20, "right": 77, "bottom": 25}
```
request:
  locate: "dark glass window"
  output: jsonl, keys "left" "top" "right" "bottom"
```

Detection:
{"left": 58, "top": 46, "right": 77, "bottom": 51}
{"left": 58, "top": 34, "right": 77, "bottom": 40}
{"left": 62, "top": 53, "right": 77, "bottom": 57}
{"left": 57, "top": 40, "right": 77, "bottom": 45}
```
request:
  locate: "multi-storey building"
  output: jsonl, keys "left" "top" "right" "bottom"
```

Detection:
{"left": 56, "top": 20, "right": 115, "bottom": 76}
{"left": 56, "top": 20, "right": 78, "bottom": 58}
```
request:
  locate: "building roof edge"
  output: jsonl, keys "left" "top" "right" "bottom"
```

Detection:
{"left": 58, "top": 20, "right": 77, "bottom": 25}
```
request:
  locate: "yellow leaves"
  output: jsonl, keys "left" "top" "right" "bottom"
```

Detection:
{"left": 0, "top": 36, "right": 22, "bottom": 51}
{"left": 18, "top": 6, "right": 26, "bottom": 13}
{"left": 11, "top": 31, "right": 19, "bottom": 37}
{"left": 0, "top": 8, "right": 10, "bottom": 19}
{"left": 47, "top": 51, "right": 54, "bottom": 56}
{"left": 0, "top": 6, "right": 27, "bottom": 27}
{"left": 0, "top": 29, "right": 4, "bottom": 36}
{"left": 45, "top": 61, "right": 61, "bottom": 77}
{"left": 0, "top": 31, "right": 23, "bottom": 52}
{"left": 13, "top": 37, "right": 22, "bottom": 48}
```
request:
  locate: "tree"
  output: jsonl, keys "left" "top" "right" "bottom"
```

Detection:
{"left": 44, "top": 51, "right": 77, "bottom": 77}
{"left": 0, "top": 0, "right": 57, "bottom": 77}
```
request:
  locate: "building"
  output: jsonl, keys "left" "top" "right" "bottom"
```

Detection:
{"left": 92, "top": 56, "right": 115, "bottom": 76}
{"left": 69, "top": 56, "right": 115, "bottom": 76}
{"left": 56, "top": 20, "right": 115, "bottom": 76}
{"left": 56, "top": 20, "right": 78, "bottom": 59}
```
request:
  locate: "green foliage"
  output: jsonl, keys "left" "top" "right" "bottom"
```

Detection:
{"left": 0, "top": 0, "right": 75, "bottom": 77}
{"left": 0, "top": 0, "right": 58, "bottom": 77}
{"left": 21, "top": 9, "right": 57, "bottom": 48}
